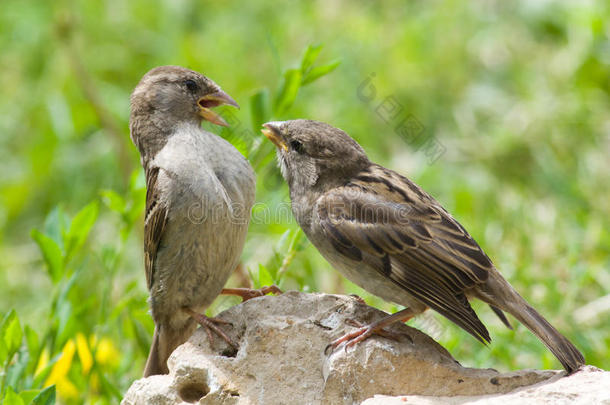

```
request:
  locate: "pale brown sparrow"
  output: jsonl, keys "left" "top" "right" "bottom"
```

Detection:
{"left": 130, "top": 66, "right": 276, "bottom": 377}
{"left": 262, "top": 119, "right": 584, "bottom": 373}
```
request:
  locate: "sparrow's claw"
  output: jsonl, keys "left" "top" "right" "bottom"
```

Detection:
{"left": 324, "top": 307, "right": 417, "bottom": 355}
{"left": 221, "top": 285, "right": 283, "bottom": 302}
{"left": 344, "top": 318, "right": 365, "bottom": 328}
{"left": 184, "top": 308, "right": 238, "bottom": 349}
{"left": 324, "top": 321, "right": 401, "bottom": 354}
{"left": 349, "top": 294, "right": 367, "bottom": 306}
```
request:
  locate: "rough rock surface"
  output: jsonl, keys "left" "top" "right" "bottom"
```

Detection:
{"left": 362, "top": 366, "right": 609, "bottom": 405}
{"left": 122, "top": 291, "right": 605, "bottom": 405}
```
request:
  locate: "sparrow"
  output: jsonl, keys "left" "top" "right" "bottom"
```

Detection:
{"left": 261, "top": 119, "right": 585, "bottom": 373}
{"left": 130, "top": 66, "right": 273, "bottom": 377}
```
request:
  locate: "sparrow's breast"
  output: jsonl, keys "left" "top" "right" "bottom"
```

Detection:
{"left": 149, "top": 125, "right": 255, "bottom": 319}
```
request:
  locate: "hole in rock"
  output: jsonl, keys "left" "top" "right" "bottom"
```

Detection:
{"left": 178, "top": 382, "right": 209, "bottom": 403}
{"left": 221, "top": 346, "right": 238, "bottom": 357}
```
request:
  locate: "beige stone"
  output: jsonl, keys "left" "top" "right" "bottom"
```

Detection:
{"left": 362, "top": 366, "right": 608, "bottom": 405}
{"left": 122, "top": 291, "right": 605, "bottom": 405}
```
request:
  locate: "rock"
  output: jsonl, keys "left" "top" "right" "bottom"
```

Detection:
{"left": 122, "top": 291, "right": 605, "bottom": 405}
{"left": 362, "top": 366, "right": 609, "bottom": 405}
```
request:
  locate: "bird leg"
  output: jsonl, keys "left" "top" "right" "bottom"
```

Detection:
{"left": 325, "top": 307, "right": 417, "bottom": 354}
{"left": 183, "top": 308, "right": 239, "bottom": 349}
{"left": 349, "top": 294, "right": 367, "bottom": 306}
{"left": 221, "top": 285, "right": 283, "bottom": 302}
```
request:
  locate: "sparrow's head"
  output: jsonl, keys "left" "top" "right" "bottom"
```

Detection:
{"left": 130, "top": 66, "right": 238, "bottom": 158}
{"left": 262, "top": 119, "right": 370, "bottom": 192}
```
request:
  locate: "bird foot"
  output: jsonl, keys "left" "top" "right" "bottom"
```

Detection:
{"left": 349, "top": 294, "right": 367, "bottom": 305}
{"left": 221, "top": 285, "right": 283, "bottom": 302}
{"left": 184, "top": 308, "right": 239, "bottom": 349}
{"left": 324, "top": 318, "right": 404, "bottom": 355}
{"left": 325, "top": 308, "right": 417, "bottom": 355}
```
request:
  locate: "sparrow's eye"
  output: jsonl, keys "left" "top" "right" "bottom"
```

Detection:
{"left": 290, "top": 140, "right": 304, "bottom": 153}
{"left": 184, "top": 79, "right": 199, "bottom": 92}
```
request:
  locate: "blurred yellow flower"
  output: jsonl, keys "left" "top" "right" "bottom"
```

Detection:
{"left": 95, "top": 337, "right": 120, "bottom": 367}
{"left": 44, "top": 340, "right": 78, "bottom": 400}
{"left": 76, "top": 333, "right": 93, "bottom": 374}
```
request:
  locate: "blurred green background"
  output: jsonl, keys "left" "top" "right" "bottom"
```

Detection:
{"left": 1, "top": 0, "right": 609, "bottom": 403}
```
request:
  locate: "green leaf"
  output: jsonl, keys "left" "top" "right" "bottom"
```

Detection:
{"left": 24, "top": 326, "right": 40, "bottom": 373}
{"left": 5, "top": 350, "right": 29, "bottom": 396}
{"left": 301, "top": 59, "right": 341, "bottom": 86}
{"left": 43, "top": 207, "right": 68, "bottom": 251}
{"left": 24, "top": 326, "right": 39, "bottom": 356}
{"left": 31, "top": 386, "right": 55, "bottom": 405}
{"left": 17, "top": 390, "right": 40, "bottom": 404}
{"left": 0, "top": 311, "right": 11, "bottom": 363}
{"left": 3, "top": 311, "right": 23, "bottom": 358}
{"left": 257, "top": 264, "right": 274, "bottom": 288}
{"left": 250, "top": 89, "right": 270, "bottom": 130}
{"left": 54, "top": 272, "right": 79, "bottom": 344}
{"left": 274, "top": 68, "right": 302, "bottom": 115}
{"left": 31, "top": 229, "right": 63, "bottom": 283}
{"left": 0, "top": 337, "right": 6, "bottom": 365}
{"left": 100, "top": 190, "right": 126, "bottom": 214}
{"left": 300, "top": 44, "right": 323, "bottom": 74}
{"left": 277, "top": 229, "right": 292, "bottom": 252}
{"left": 65, "top": 201, "right": 99, "bottom": 259}
{"left": 288, "top": 228, "right": 304, "bottom": 252}
{"left": 3, "top": 387, "right": 25, "bottom": 405}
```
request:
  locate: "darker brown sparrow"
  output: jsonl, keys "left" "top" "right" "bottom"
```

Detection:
{"left": 262, "top": 119, "right": 584, "bottom": 373}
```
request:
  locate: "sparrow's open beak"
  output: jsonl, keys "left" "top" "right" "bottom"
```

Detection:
{"left": 197, "top": 90, "right": 240, "bottom": 127}
{"left": 261, "top": 122, "right": 287, "bottom": 151}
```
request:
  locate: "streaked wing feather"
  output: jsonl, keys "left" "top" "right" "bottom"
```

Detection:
{"left": 144, "top": 166, "right": 168, "bottom": 291}
{"left": 316, "top": 164, "right": 495, "bottom": 343}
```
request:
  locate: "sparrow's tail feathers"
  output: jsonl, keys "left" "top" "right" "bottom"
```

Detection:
{"left": 499, "top": 289, "right": 585, "bottom": 374}
{"left": 143, "top": 321, "right": 195, "bottom": 377}
{"left": 143, "top": 326, "right": 165, "bottom": 377}
{"left": 144, "top": 326, "right": 169, "bottom": 378}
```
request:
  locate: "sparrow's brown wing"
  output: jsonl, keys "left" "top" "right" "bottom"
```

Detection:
{"left": 315, "top": 164, "right": 495, "bottom": 343}
{"left": 144, "top": 166, "right": 168, "bottom": 290}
